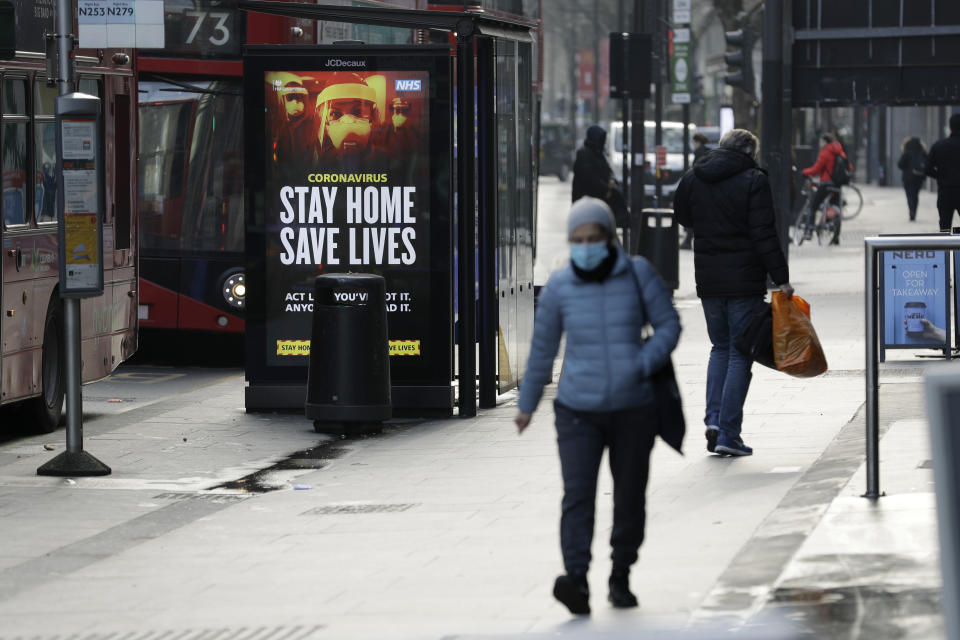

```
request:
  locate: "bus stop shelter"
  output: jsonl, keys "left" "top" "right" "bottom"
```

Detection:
{"left": 240, "top": 2, "right": 537, "bottom": 417}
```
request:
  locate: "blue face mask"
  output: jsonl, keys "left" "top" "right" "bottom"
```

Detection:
{"left": 570, "top": 241, "right": 609, "bottom": 271}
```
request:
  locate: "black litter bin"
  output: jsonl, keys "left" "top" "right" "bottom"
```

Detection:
{"left": 629, "top": 208, "right": 679, "bottom": 290}
{"left": 305, "top": 273, "right": 391, "bottom": 436}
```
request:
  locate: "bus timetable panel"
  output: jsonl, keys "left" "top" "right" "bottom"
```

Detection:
{"left": 243, "top": 47, "right": 454, "bottom": 413}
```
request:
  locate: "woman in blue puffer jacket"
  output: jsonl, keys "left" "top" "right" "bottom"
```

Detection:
{"left": 514, "top": 197, "right": 681, "bottom": 616}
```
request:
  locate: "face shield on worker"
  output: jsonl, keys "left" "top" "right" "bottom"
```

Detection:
{"left": 390, "top": 97, "right": 411, "bottom": 130}
{"left": 267, "top": 72, "right": 308, "bottom": 122}
{"left": 315, "top": 75, "right": 379, "bottom": 155}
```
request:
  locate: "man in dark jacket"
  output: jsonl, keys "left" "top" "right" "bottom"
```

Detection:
{"left": 926, "top": 113, "right": 960, "bottom": 231}
{"left": 572, "top": 126, "right": 626, "bottom": 227}
{"left": 572, "top": 125, "right": 614, "bottom": 202}
{"left": 674, "top": 129, "right": 793, "bottom": 457}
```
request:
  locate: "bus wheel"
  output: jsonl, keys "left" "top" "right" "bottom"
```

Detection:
{"left": 29, "top": 302, "right": 65, "bottom": 434}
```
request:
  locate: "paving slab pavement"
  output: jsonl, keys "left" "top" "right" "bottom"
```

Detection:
{"left": 0, "top": 181, "right": 951, "bottom": 639}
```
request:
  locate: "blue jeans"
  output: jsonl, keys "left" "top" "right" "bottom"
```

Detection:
{"left": 701, "top": 295, "right": 764, "bottom": 438}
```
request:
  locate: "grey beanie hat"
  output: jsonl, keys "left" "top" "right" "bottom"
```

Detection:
{"left": 567, "top": 196, "right": 616, "bottom": 240}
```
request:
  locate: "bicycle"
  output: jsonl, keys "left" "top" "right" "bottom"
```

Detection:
{"left": 840, "top": 183, "right": 864, "bottom": 220}
{"left": 792, "top": 179, "right": 843, "bottom": 246}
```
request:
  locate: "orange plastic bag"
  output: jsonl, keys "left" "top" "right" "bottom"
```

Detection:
{"left": 771, "top": 291, "right": 828, "bottom": 377}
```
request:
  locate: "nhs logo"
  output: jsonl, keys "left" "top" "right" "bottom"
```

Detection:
{"left": 395, "top": 79, "right": 422, "bottom": 92}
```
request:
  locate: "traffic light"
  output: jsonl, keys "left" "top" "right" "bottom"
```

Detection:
{"left": 723, "top": 28, "right": 755, "bottom": 95}
{"left": 0, "top": 0, "right": 14, "bottom": 59}
{"left": 691, "top": 73, "right": 704, "bottom": 104}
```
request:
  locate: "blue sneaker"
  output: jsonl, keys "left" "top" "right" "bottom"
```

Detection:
{"left": 715, "top": 433, "right": 753, "bottom": 457}
{"left": 705, "top": 425, "right": 719, "bottom": 453}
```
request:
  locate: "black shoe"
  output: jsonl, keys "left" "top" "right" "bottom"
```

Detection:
{"left": 608, "top": 571, "right": 638, "bottom": 608}
{"left": 705, "top": 425, "right": 719, "bottom": 453}
{"left": 554, "top": 573, "right": 590, "bottom": 615}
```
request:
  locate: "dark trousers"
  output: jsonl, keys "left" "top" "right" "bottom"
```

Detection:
{"left": 808, "top": 183, "right": 841, "bottom": 224}
{"left": 938, "top": 188, "right": 960, "bottom": 231}
{"left": 554, "top": 400, "right": 657, "bottom": 576}
{"left": 904, "top": 178, "right": 923, "bottom": 220}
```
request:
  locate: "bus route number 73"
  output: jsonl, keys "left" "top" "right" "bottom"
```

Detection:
{"left": 184, "top": 10, "right": 231, "bottom": 47}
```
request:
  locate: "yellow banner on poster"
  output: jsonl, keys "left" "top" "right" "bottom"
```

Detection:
{"left": 389, "top": 340, "right": 420, "bottom": 356}
{"left": 275, "top": 339, "right": 421, "bottom": 356}
{"left": 276, "top": 340, "right": 310, "bottom": 356}
{"left": 64, "top": 213, "right": 99, "bottom": 265}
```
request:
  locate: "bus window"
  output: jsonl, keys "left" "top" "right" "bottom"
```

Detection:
{"left": 114, "top": 93, "right": 131, "bottom": 249}
{"left": 2, "top": 76, "right": 26, "bottom": 113}
{"left": 34, "top": 81, "right": 56, "bottom": 115}
{"left": 78, "top": 77, "right": 102, "bottom": 99}
{"left": 34, "top": 80, "right": 57, "bottom": 224}
{"left": 2, "top": 77, "right": 28, "bottom": 227}
{"left": 138, "top": 82, "right": 193, "bottom": 251}
{"left": 34, "top": 121, "right": 56, "bottom": 223}
{"left": 181, "top": 80, "right": 243, "bottom": 252}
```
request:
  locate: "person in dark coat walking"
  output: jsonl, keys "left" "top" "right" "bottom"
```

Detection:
{"left": 572, "top": 125, "right": 626, "bottom": 227}
{"left": 572, "top": 125, "right": 614, "bottom": 202}
{"left": 692, "top": 132, "right": 710, "bottom": 165}
{"left": 515, "top": 197, "right": 681, "bottom": 615}
{"left": 926, "top": 114, "right": 960, "bottom": 231}
{"left": 897, "top": 137, "right": 928, "bottom": 222}
{"left": 674, "top": 129, "right": 793, "bottom": 457}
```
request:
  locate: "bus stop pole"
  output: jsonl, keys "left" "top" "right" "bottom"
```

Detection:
{"left": 37, "top": 0, "right": 110, "bottom": 476}
{"left": 56, "top": 0, "right": 81, "bottom": 455}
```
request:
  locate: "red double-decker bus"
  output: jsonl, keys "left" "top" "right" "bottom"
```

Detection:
{"left": 1, "top": 1, "right": 139, "bottom": 433}
{"left": 136, "top": 3, "right": 313, "bottom": 335}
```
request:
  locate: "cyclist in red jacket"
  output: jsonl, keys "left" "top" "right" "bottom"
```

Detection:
{"left": 801, "top": 133, "right": 849, "bottom": 244}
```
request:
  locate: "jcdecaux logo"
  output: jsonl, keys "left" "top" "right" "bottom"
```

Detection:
{"left": 395, "top": 79, "right": 422, "bottom": 92}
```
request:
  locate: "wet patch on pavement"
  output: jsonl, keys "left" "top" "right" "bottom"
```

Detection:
{"left": 760, "top": 582, "right": 943, "bottom": 639}
{"left": 211, "top": 439, "right": 350, "bottom": 493}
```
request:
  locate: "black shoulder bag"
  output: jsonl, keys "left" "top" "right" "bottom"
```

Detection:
{"left": 627, "top": 258, "right": 685, "bottom": 454}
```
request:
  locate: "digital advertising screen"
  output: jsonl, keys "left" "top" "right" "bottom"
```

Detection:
{"left": 244, "top": 48, "right": 453, "bottom": 410}
{"left": 881, "top": 250, "right": 950, "bottom": 349}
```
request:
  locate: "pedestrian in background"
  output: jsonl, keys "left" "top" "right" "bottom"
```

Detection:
{"left": 674, "top": 129, "right": 793, "bottom": 457}
{"left": 572, "top": 125, "right": 627, "bottom": 228}
{"left": 692, "top": 132, "right": 710, "bottom": 165}
{"left": 514, "top": 197, "right": 680, "bottom": 616}
{"left": 898, "top": 137, "right": 928, "bottom": 222}
{"left": 926, "top": 113, "right": 960, "bottom": 231}
{"left": 680, "top": 132, "right": 712, "bottom": 250}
